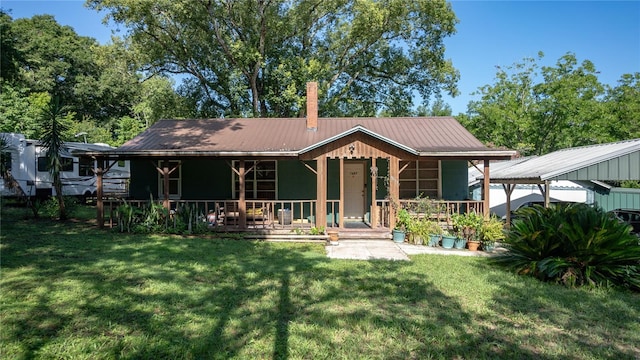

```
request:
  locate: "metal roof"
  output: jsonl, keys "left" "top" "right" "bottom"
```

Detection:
{"left": 87, "top": 117, "right": 516, "bottom": 159}
{"left": 477, "top": 139, "right": 640, "bottom": 182}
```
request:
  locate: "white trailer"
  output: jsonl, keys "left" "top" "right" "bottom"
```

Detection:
{"left": 0, "top": 133, "right": 130, "bottom": 200}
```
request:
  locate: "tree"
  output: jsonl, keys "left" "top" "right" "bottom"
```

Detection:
{"left": 40, "top": 97, "right": 73, "bottom": 221}
{"left": 88, "top": 0, "right": 460, "bottom": 118}
{"left": 0, "top": 11, "right": 23, "bottom": 83}
{"left": 605, "top": 72, "right": 640, "bottom": 140}
{"left": 11, "top": 15, "right": 100, "bottom": 121}
{"left": 416, "top": 98, "right": 452, "bottom": 116}
{"left": 461, "top": 52, "right": 612, "bottom": 156}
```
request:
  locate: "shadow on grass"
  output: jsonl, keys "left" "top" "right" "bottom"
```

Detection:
{"left": 471, "top": 259, "right": 640, "bottom": 359}
{"left": 2, "top": 208, "right": 491, "bottom": 359}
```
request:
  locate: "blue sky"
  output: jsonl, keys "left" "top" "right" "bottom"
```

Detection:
{"left": 2, "top": 0, "right": 639, "bottom": 115}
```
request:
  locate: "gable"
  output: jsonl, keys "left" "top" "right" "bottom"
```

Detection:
{"left": 299, "top": 130, "right": 417, "bottom": 160}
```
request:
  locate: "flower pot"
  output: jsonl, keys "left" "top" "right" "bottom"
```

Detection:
{"left": 441, "top": 235, "right": 455, "bottom": 249}
{"left": 327, "top": 231, "right": 339, "bottom": 245}
{"left": 428, "top": 234, "right": 440, "bottom": 247}
{"left": 392, "top": 229, "right": 405, "bottom": 243}
{"left": 467, "top": 240, "right": 481, "bottom": 251}
{"left": 483, "top": 243, "right": 495, "bottom": 252}
{"left": 454, "top": 237, "right": 467, "bottom": 249}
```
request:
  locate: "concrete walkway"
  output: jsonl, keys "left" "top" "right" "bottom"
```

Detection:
{"left": 326, "top": 240, "right": 497, "bottom": 261}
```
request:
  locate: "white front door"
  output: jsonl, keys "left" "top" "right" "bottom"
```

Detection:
{"left": 344, "top": 162, "right": 365, "bottom": 219}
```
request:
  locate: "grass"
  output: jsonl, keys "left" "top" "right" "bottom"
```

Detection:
{"left": 1, "top": 204, "right": 639, "bottom": 359}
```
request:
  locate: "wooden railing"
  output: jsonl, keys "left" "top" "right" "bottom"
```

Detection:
{"left": 103, "top": 199, "right": 319, "bottom": 230}
{"left": 102, "top": 198, "right": 483, "bottom": 230}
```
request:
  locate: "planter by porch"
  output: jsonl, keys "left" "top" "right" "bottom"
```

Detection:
{"left": 428, "top": 234, "right": 440, "bottom": 247}
{"left": 392, "top": 229, "right": 406, "bottom": 243}
{"left": 327, "top": 231, "right": 339, "bottom": 245}
{"left": 441, "top": 234, "right": 455, "bottom": 249}
{"left": 467, "top": 240, "right": 481, "bottom": 251}
{"left": 454, "top": 237, "right": 467, "bottom": 249}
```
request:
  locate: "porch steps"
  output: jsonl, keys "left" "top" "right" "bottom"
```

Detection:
{"left": 333, "top": 228, "right": 392, "bottom": 240}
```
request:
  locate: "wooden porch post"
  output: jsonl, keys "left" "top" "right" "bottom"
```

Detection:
{"left": 388, "top": 156, "right": 399, "bottom": 229}
{"left": 483, "top": 160, "right": 490, "bottom": 219}
{"left": 162, "top": 160, "right": 170, "bottom": 211}
{"left": 339, "top": 158, "right": 344, "bottom": 228}
{"left": 370, "top": 157, "right": 377, "bottom": 227}
{"left": 316, "top": 156, "right": 327, "bottom": 228}
{"left": 96, "top": 157, "right": 104, "bottom": 228}
{"left": 239, "top": 160, "right": 247, "bottom": 228}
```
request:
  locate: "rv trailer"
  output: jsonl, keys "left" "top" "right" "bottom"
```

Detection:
{"left": 0, "top": 133, "right": 130, "bottom": 201}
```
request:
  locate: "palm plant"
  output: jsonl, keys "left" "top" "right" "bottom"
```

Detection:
{"left": 494, "top": 203, "right": 640, "bottom": 291}
{"left": 40, "top": 97, "right": 70, "bottom": 220}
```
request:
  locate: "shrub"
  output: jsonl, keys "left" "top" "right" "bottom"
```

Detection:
{"left": 494, "top": 203, "right": 640, "bottom": 291}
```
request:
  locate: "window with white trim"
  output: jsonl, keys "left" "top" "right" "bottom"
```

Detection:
{"left": 399, "top": 160, "right": 439, "bottom": 199}
{"left": 232, "top": 160, "right": 277, "bottom": 199}
{"left": 157, "top": 160, "right": 181, "bottom": 199}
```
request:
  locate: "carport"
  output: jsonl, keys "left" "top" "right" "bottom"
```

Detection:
{"left": 472, "top": 139, "right": 640, "bottom": 225}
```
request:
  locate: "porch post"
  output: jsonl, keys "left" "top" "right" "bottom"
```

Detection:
{"left": 96, "top": 157, "right": 104, "bottom": 228}
{"left": 483, "top": 160, "right": 490, "bottom": 219}
{"left": 239, "top": 160, "right": 247, "bottom": 228}
{"left": 388, "top": 156, "right": 399, "bottom": 229}
{"left": 315, "top": 156, "right": 327, "bottom": 228}
{"left": 370, "top": 157, "right": 377, "bottom": 227}
{"left": 339, "top": 158, "right": 344, "bottom": 228}
{"left": 162, "top": 160, "right": 170, "bottom": 211}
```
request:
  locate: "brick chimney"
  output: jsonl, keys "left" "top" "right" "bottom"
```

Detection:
{"left": 306, "top": 82, "right": 318, "bottom": 131}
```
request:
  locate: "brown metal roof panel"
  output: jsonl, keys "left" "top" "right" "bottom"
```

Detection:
{"left": 116, "top": 117, "right": 503, "bottom": 155}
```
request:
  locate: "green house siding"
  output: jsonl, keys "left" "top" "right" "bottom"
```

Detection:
{"left": 594, "top": 187, "right": 640, "bottom": 211}
{"left": 128, "top": 158, "right": 469, "bottom": 203}
{"left": 181, "top": 159, "right": 232, "bottom": 199}
{"left": 277, "top": 160, "right": 316, "bottom": 199}
{"left": 441, "top": 160, "right": 469, "bottom": 200}
{"left": 129, "top": 160, "right": 158, "bottom": 199}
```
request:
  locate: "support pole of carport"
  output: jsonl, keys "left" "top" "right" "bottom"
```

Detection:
{"left": 540, "top": 180, "right": 550, "bottom": 207}
{"left": 96, "top": 157, "right": 104, "bottom": 228}
{"left": 483, "top": 160, "right": 491, "bottom": 219}
{"left": 503, "top": 183, "right": 516, "bottom": 229}
{"left": 315, "top": 156, "right": 327, "bottom": 228}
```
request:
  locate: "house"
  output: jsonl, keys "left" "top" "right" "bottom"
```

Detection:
{"left": 85, "top": 83, "right": 515, "bottom": 231}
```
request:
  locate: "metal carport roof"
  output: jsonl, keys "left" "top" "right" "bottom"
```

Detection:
{"left": 478, "top": 138, "right": 640, "bottom": 183}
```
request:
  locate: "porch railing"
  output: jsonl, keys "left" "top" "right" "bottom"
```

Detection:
{"left": 103, "top": 199, "right": 320, "bottom": 230}
{"left": 102, "top": 198, "right": 484, "bottom": 230}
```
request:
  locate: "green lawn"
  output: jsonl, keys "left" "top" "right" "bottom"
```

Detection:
{"left": 1, "top": 205, "right": 639, "bottom": 359}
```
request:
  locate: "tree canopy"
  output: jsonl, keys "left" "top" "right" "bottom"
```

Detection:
{"left": 458, "top": 52, "right": 639, "bottom": 156}
{"left": 88, "top": 0, "right": 460, "bottom": 118}
{"left": 0, "top": 10, "right": 186, "bottom": 145}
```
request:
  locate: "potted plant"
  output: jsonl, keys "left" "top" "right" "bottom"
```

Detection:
{"left": 480, "top": 215, "right": 505, "bottom": 252}
{"left": 422, "top": 219, "right": 442, "bottom": 247}
{"left": 392, "top": 208, "right": 411, "bottom": 243}
{"left": 452, "top": 210, "right": 483, "bottom": 251}
{"left": 441, "top": 229, "right": 456, "bottom": 249}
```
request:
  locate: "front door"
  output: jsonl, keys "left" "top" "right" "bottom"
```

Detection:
{"left": 344, "top": 162, "right": 365, "bottom": 219}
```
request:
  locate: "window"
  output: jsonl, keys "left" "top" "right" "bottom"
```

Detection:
{"left": 37, "top": 156, "right": 74, "bottom": 172}
{"left": 79, "top": 158, "right": 93, "bottom": 176}
{"left": 399, "top": 160, "right": 439, "bottom": 199}
{"left": 232, "top": 160, "right": 277, "bottom": 199}
{"left": 157, "top": 160, "right": 181, "bottom": 199}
